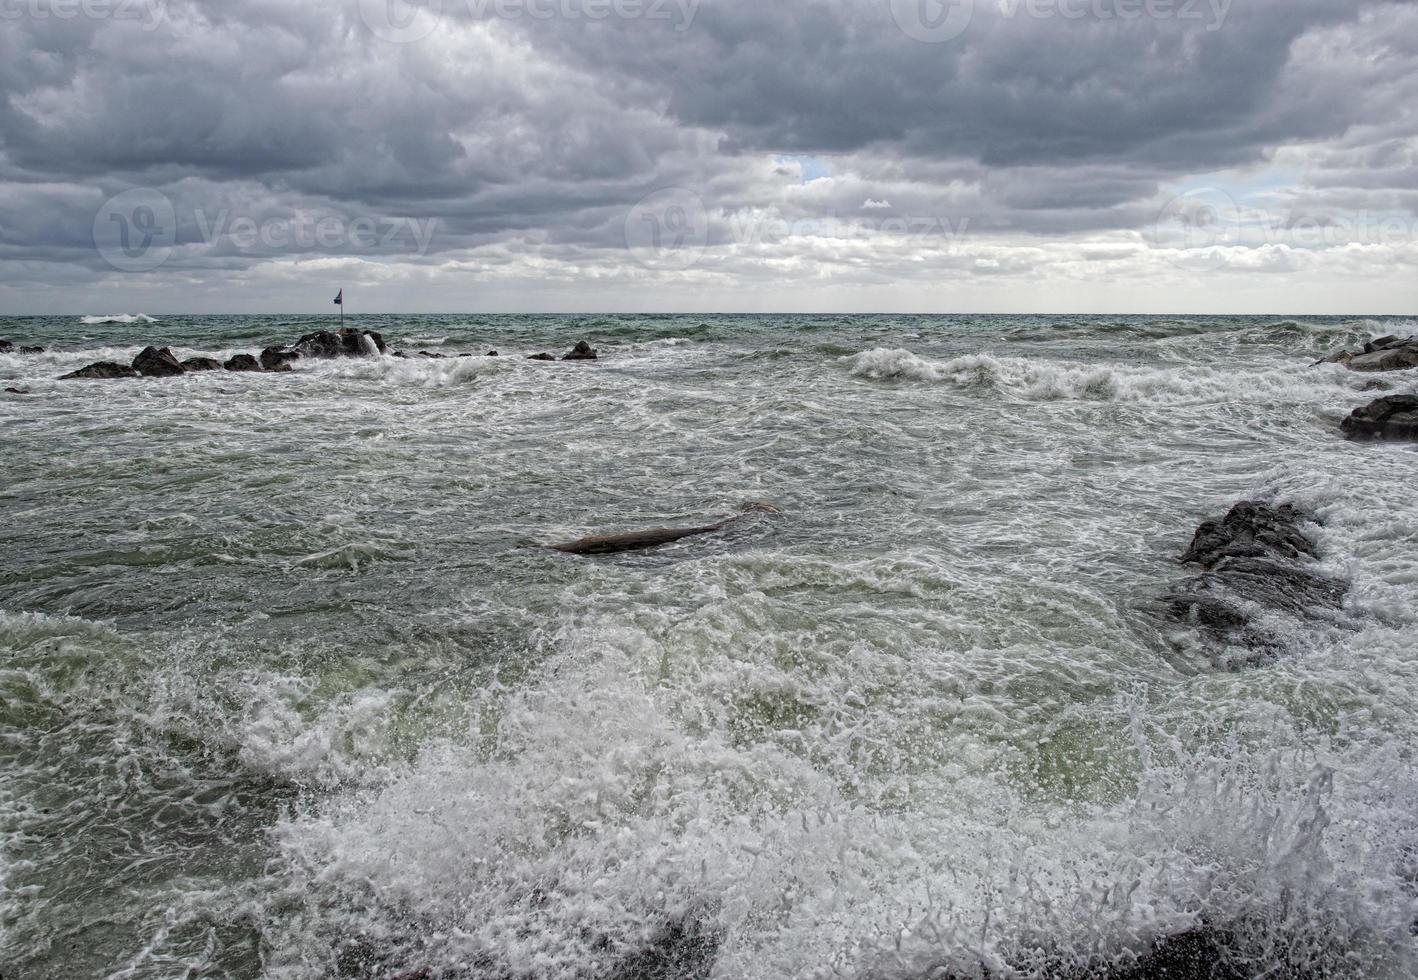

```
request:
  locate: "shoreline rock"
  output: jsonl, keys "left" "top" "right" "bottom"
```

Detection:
{"left": 1339, "top": 394, "right": 1418, "bottom": 442}
{"left": 133, "top": 346, "right": 185, "bottom": 377}
{"left": 60, "top": 361, "right": 139, "bottom": 380}
{"left": 1167, "top": 501, "right": 1346, "bottom": 662}
{"left": 1316, "top": 334, "right": 1418, "bottom": 372}
{"left": 223, "top": 354, "right": 263, "bottom": 372}
{"left": 181, "top": 356, "right": 224, "bottom": 371}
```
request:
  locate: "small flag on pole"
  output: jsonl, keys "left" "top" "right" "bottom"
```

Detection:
{"left": 333, "top": 289, "right": 343, "bottom": 306}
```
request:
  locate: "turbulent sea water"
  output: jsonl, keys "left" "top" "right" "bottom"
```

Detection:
{"left": 1, "top": 313, "right": 1417, "bottom": 979}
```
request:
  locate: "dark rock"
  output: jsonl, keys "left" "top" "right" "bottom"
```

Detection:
{"left": 527, "top": 352, "right": 557, "bottom": 361}
{"left": 1315, "top": 335, "right": 1418, "bottom": 371}
{"left": 1180, "top": 501, "right": 1317, "bottom": 567}
{"left": 1360, "top": 379, "right": 1393, "bottom": 392}
{"left": 223, "top": 354, "right": 263, "bottom": 372}
{"left": 563, "top": 340, "right": 599, "bottom": 361}
{"left": 181, "top": 357, "right": 224, "bottom": 371}
{"left": 293, "top": 328, "right": 385, "bottom": 358}
{"left": 0, "top": 339, "right": 12, "bottom": 353}
{"left": 19, "top": 346, "right": 44, "bottom": 354}
{"left": 391, "top": 350, "right": 410, "bottom": 359}
{"left": 260, "top": 345, "right": 300, "bottom": 371}
{"left": 486, "top": 350, "right": 498, "bottom": 357}
{"left": 417, "top": 350, "right": 447, "bottom": 359}
{"left": 133, "top": 345, "right": 185, "bottom": 377}
{"left": 59, "top": 361, "right": 139, "bottom": 380}
{"left": 1339, "top": 394, "right": 1418, "bottom": 442}
{"left": 1168, "top": 501, "right": 1345, "bottom": 660}
{"left": 4, "top": 386, "right": 29, "bottom": 394}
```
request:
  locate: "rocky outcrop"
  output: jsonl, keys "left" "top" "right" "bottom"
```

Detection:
{"left": 563, "top": 340, "right": 598, "bottom": 361}
{"left": 1340, "top": 394, "right": 1418, "bottom": 442}
{"left": 223, "top": 354, "right": 262, "bottom": 372}
{"left": 260, "top": 346, "right": 300, "bottom": 371}
{"left": 60, "top": 361, "right": 140, "bottom": 380}
{"left": 293, "top": 328, "right": 387, "bottom": 358}
{"left": 2, "top": 340, "right": 46, "bottom": 354}
{"left": 527, "top": 352, "right": 557, "bottom": 361}
{"left": 181, "top": 357, "right": 224, "bottom": 371}
{"left": 0, "top": 339, "right": 11, "bottom": 353}
{"left": 1167, "top": 501, "right": 1346, "bottom": 661}
{"left": 1317, "top": 334, "right": 1418, "bottom": 372}
{"left": 133, "top": 346, "right": 185, "bottom": 377}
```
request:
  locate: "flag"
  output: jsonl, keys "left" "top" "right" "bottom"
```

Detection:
{"left": 333, "top": 289, "right": 343, "bottom": 306}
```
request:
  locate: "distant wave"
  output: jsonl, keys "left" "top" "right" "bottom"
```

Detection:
{"left": 840, "top": 347, "right": 1346, "bottom": 405}
{"left": 80, "top": 314, "right": 156, "bottom": 325}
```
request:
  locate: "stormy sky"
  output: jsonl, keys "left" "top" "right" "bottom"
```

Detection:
{"left": 0, "top": 0, "right": 1414, "bottom": 313}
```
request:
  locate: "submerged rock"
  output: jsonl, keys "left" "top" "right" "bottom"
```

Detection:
{"left": 0, "top": 339, "right": 11, "bottom": 353}
{"left": 60, "top": 361, "right": 139, "bottom": 380}
{"left": 260, "top": 345, "right": 300, "bottom": 371}
{"left": 223, "top": 353, "right": 262, "bottom": 372}
{"left": 1339, "top": 394, "right": 1418, "bottom": 442}
{"left": 4, "top": 386, "right": 29, "bottom": 394}
{"left": 527, "top": 352, "right": 557, "bottom": 361}
{"left": 417, "top": 350, "right": 447, "bottom": 359}
{"left": 1317, "top": 334, "right": 1418, "bottom": 372}
{"left": 486, "top": 350, "right": 498, "bottom": 357}
{"left": 133, "top": 345, "right": 185, "bottom": 377}
{"left": 19, "top": 345, "right": 44, "bottom": 354}
{"left": 181, "top": 356, "right": 224, "bottom": 372}
{"left": 563, "top": 340, "right": 599, "bottom": 361}
{"left": 1167, "top": 501, "right": 1346, "bottom": 661}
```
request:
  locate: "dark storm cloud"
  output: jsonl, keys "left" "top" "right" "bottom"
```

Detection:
{"left": 0, "top": 0, "right": 1414, "bottom": 303}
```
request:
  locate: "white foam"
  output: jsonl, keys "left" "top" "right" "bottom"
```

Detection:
{"left": 79, "top": 314, "right": 156, "bottom": 324}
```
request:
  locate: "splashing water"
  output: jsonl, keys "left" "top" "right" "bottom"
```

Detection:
{"left": 1, "top": 313, "right": 1416, "bottom": 979}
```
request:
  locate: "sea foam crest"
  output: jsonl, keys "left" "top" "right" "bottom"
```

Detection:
{"left": 79, "top": 314, "right": 157, "bottom": 324}
{"left": 841, "top": 347, "right": 1347, "bottom": 405}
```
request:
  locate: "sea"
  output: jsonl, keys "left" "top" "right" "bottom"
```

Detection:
{"left": 1, "top": 313, "right": 1416, "bottom": 978}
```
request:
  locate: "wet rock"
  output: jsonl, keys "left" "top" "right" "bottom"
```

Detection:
{"left": 59, "top": 361, "right": 139, "bottom": 380}
{"left": 527, "top": 352, "right": 557, "bottom": 361}
{"left": 294, "top": 328, "right": 385, "bottom": 358}
{"left": 0, "top": 339, "right": 12, "bottom": 353}
{"left": 486, "top": 350, "right": 498, "bottom": 357}
{"left": 417, "top": 350, "right": 447, "bottom": 359}
{"left": 293, "top": 330, "right": 344, "bottom": 358}
{"left": 133, "top": 345, "right": 185, "bottom": 377}
{"left": 1167, "top": 501, "right": 1346, "bottom": 661}
{"left": 181, "top": 356, "right": 224, "bottom": 371}
{"left": 4, "top": 386, "right": 29, "bottom": 394}
{"left": 260, "top": 345, "right": 300, "bottom": 371}
{"left": 563, "top": 340, "right": 599, "bottom": 361}
{"left": 391, "top": 350, "right": 411, "bottom": 359}
{"left": 19, "top": 345, "right": 44, "bottom": 354}
{"left": 1318, "top": 334, "right": 1418, "bottom": 372}
{"left": 223, "top": 353, "right": 262, "bottom": 372}
{"left": 1339, "top": 394, "right": 1418, "bottom": 442}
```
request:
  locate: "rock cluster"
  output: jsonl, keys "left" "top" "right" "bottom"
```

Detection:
{"left": 1340, "top": 394, "right": 1418, "bottom": 442}
{"left": 1167, "top": 501, "right": 1346, "bottom": 661}
{"left": 56, "top": 332, "right": 600, "bottom": 380}
{"left": 0, "top": 340, "right": 45, "bottom": 354}
{"left": 58, "top": 328, "right": 388, "bottom": 381}
{"left": 1317, "top": 334, "right": 1418, "bottom": 372}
